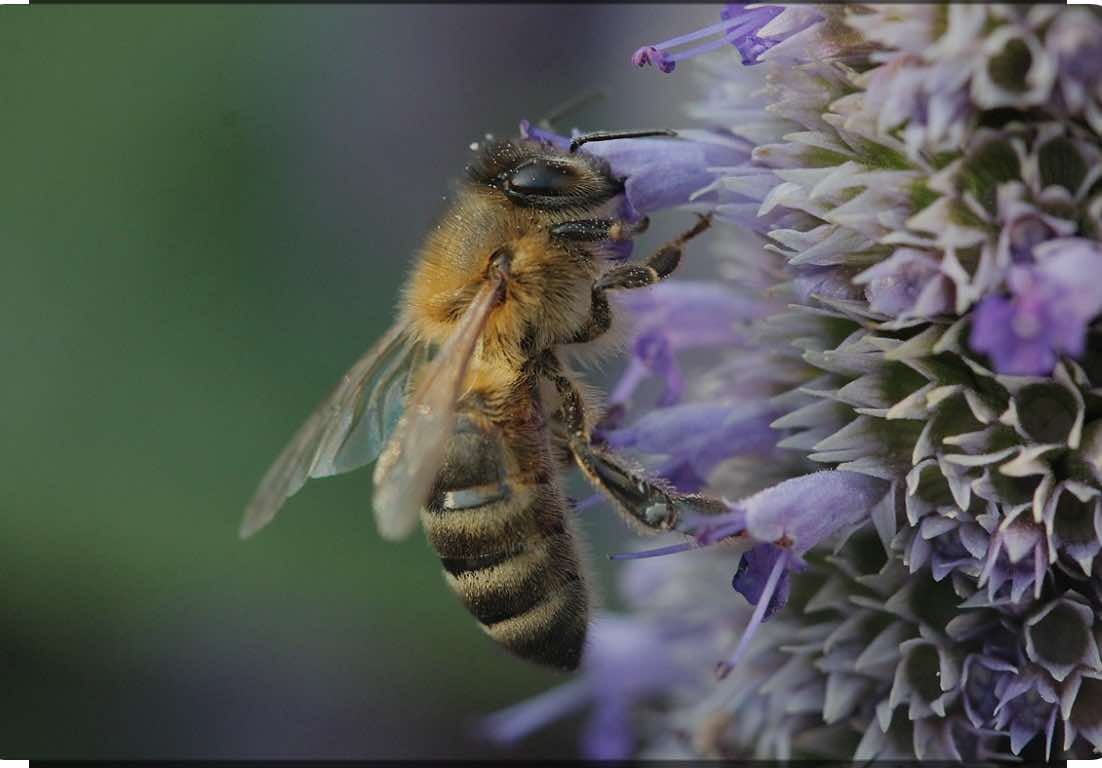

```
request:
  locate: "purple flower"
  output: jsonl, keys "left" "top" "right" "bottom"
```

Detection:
{"left": 491, "top": 7, "right": 1102, "bottom": 760}
{"left": 791, "top": 266, "right": 865, "bottom": 305}
{"left": 863, "top": 55, "right": 973, "bottom": 158}
{"left": 715, "top": 544, "right": 800, "bottom": 679}
{"left": 855, "top": 248, "right": 953, "bottom": 318}
{"left": 1047, "top": 9, "right": 1102, "bottom": 119}
{"left": 618, "top": 282, "right": 764, "bottom": 346}
{"left": 519, "top": 121, "right": 751, "bottom": 223}
{"left": 971, "top": 280, "right": 1076, "bottom": 376}
{"left": 736, "top": 470, "right": 890, "bottom": 555}
{"left": 605, "top": 281, "right": 767, "bottom": 411}
{"left": 712, "top": 471, "right": 889, "bottom": 675}
{"left": 620, "top": 471, "right": 889, "bottom": 679}
{"left": 961, "top": 653, "right": 1018, "bottom": 729}
{"left": 481, "top": 614, "right": 714, "bottom": 759}
{"left": 959, "top": 644, "right": 1062, "bottom": 758}
{"left": 580, "top": 130, "right": 751, "bottom": 220}
{"left": 994, "top": 187, "right": 1076, "bottom": 267}
{"left": 632, "top": 4, "right": 822, "bottom": 72}
{"left": 731, "top": 542, "right": 791, "bottom": 619}
{"left": 978, "top": 516, "right": 1049, "bottom": 603}
{"left": 970, "top": 238, "right": 1102, "bottom": 376}
{"left": 602, "top": 401, "right": 779, "bottom": 493}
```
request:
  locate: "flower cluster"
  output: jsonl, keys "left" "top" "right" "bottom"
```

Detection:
{"left": 487, "top": 4, "right": 1102, "bottom": 760}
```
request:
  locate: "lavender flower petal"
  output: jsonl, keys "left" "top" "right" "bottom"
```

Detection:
{"left": 632, "top": 4, "right": 821, "bottom": 73}
{"left": 732, "top": 543, "right": 792, "bottom": 619}
{"left": 971, "top": 239, "right": 1102, "bottom": 375}
{"left": 736, "top": 471, "right": 890, "bottom": 554}
{"left": 582, "top": 131, "right": 751, "bottom": 215}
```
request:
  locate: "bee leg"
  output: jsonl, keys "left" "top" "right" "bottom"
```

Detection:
{"left": 542, "top": 357, "right": 676, "bottom": 529}
{"left": 594, "top": 213, "right": 712, "bottom": 292}
{"left": 569, "top": 432, "right": 729, "bottom": 531}
{"left": 539, "top": 352, "right": 723, "bottom": 531}
{"left": 549, "top": 216, "right": 650, "bottom": 242}
{"left": 563, "top": 288, "right": 612, "bottom": 345}
{"left": 556, "top": 213, "right": 708, "bottom": 345}
{"left": 554, "top": 218, "right": 656, "bottom": 346}
{"left": 572, "top": 439, "right": 684, "bottom": 530}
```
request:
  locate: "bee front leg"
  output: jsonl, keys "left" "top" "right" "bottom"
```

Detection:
{"left": 539, "top": 353, "right": 724, "bottom": 532}
{"left": 549, "top": 216, "right": 649, "bottom": 243}
{"left": 594, "top": 213, "right": 711, "bottom": 291}
{"left": 559, "top": 213, "right": 711, "bottom": 345}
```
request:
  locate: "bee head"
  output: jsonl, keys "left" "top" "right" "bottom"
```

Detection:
{"left": 465, "top": 140, "right": 623, "bottom": 209}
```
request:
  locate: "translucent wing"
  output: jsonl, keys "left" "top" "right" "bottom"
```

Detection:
{"left": 372, "top": 274, "right": 506, "bottom": 541}
{"left": 314, "top": 334, "right": 429, "bottom": 477}
{"left": 240, "top": 321, "right": 426, "bottom": 539}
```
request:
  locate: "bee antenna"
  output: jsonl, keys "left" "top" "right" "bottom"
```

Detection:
{"left": 569, "top": 129, "right": 677, "bottom": 154}
{"left": 537, "top": 89, "right": 605, "bottom": 131}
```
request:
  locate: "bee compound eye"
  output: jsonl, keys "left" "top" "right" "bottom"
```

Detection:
{"left": 506, "top": 160, "right": 577, "bottom": 196}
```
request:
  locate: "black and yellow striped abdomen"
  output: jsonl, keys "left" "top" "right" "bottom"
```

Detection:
{"left": 420, "top": 413, "right": 588, "bottom": 670}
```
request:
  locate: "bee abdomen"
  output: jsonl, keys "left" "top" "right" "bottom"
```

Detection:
{"left": 482, "top": 575, "right": 587, "bottom": 671}
{"left": 440, "top": 529, "right": 573, "bottom": 621}
{"left": 424, "top": 483, "right": 588, "bottom": 670}
{"left": 422, "top": 412, "right": 588, "bottom": 670}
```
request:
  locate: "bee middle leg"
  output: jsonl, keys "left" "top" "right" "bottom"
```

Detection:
{"left": 562, "top": 288, "right": 613, "bottom": 345}
{"left": 538, "top": 352, "right": 725, "bottom": 531}
{"left": 554, "top": 214, "right": 710, "bottom": 346}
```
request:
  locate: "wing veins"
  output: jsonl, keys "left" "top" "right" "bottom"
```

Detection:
{"left": 370, "top": 275, "right": 505, "bottom": 540}
{"left": 240, "top": 321, "right": 414, "bottom": 539}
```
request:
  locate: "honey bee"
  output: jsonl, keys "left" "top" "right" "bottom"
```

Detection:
{"left": 240, "top": 126, "right": 724, "bottom": 670}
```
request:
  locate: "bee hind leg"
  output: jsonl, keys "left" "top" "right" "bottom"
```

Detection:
{"left": 539, "top": 352, "right": 725, "bottom": 532}
{"left": 572, "top": 438, "right": 681, "bottom": 531}
{"left": 569, "top": 432, "right": 729, "bottom": 532}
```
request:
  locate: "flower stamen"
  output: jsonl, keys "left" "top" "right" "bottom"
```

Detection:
{"left": 632, "top": 5, "right": 788, "bottom": 73}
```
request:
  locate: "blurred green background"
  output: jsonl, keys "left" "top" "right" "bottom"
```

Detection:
{"left": 0, "top": 4, "right": 719, "bottom": 759}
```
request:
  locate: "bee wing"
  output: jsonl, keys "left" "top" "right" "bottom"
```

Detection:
{"left": 240, "top": 321, "right": 427, "bottom": 540}
{"left": 371, "top": 274, "right": 505, "bottom": 541}
{"left": 313, "top": 332, "right": 429, "bottom": 478}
